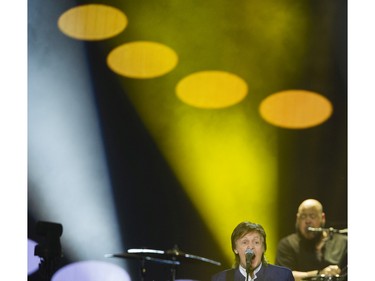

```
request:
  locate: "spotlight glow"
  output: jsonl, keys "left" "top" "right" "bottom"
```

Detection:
{"left": 29, "top": 1, "right": 126, "bottom": 269}
{"left": 259, "top": 90, "right": 333, "bottom": 129}
{"left": 107, "top": 41, "right": 178, "bottom": 78}
{"left": 176, "top": 71, "right": 248, "bottom": 109}
{"left": 28, "top": 239, "right": 40, "bottom": 275}
{"left": 58, "top": 4, "right": 128, "bottom": 41}
{"left": 52, "top": 260, "right": 131, "bottom": 281}
{"left": 152, "top": 110, "right": 278, "bottom": 264}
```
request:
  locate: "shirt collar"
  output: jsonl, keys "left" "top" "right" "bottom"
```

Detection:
{"left": 239, "top": 263, "right": 262, "bottom": 281}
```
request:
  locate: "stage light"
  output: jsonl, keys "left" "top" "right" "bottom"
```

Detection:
{"left": 51, "top": 260, "right": 131, "bottom": 281}
{"left": 28, "top": 0, "right": 126, "bottom": 271}
{"left": 107, "top": 41, "right": 178, "bottom": 79}
{"left": 28, "top": 239, "right": 40, "bottom": 275}
{"left": 34, "top": 221, "right": 63, "bottom": 281}
{"left": 58, "top": 4, "right": 128, "bottom": 41}
{"left": 259, "top": 90, "right": 333, "bottom": 129}
{"left": 176, "top": 71, "right": 248, "bottom": 108}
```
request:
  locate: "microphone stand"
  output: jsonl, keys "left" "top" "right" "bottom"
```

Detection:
{"left": 324, "top": 227, "right": 348, "bottom": 240}
{"left": 308, "top": 227, "right": 348, "bottom": 239}
{"left": 324, "top": 227, "right": 347, "bottom": 234}
{"left": 246, "top": 264, "right": 251, "bottom": 281}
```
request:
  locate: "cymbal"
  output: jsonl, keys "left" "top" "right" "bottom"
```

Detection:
{"left": 127, "top": 248, "right": 221, "bottom": 266}
{"left": 105, "top": 253, "right": 180, "bottom": 265}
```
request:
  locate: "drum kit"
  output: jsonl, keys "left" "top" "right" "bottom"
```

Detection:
{"left": 105, "top": 245, "right": 221, "bottom": 281}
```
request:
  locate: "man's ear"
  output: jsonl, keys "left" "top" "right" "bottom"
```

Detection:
{"left": 234, "top": 249, "right": 238, "bottom": 254}
{"left": 321, "top": 212, "right": 326, "bottom": 226}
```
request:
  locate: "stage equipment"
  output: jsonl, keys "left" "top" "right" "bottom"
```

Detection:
{"left": 106, "top": 245, "right": 221, "bottom": 281}
{"left": 307, "top": 226, "right": 348, "bottom": 240}
{"left": 307, "top": 227, "right": 347, "bottom": 234}
{"left": 34, "top": 221, "right": 63, "bottom": 281}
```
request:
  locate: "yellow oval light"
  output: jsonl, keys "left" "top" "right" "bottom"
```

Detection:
{"left": 259, "top": 90, "right": 333, "bottom": 129}
{"left": 107, "top": 41, "right": 178, "bottom": 79}
{"left": 176, "top": 71, "right": 248, "bottom": 109}
{"left": 58, "top": 4, "right": 127, "bottom": 41}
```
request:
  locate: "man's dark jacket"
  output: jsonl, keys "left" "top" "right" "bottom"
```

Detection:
{"left": 212, "top": 264, "right": 294, "bottom": 281}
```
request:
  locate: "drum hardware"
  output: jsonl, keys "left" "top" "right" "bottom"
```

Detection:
{"left": 106, "top": 245, "right": 221, "bottom": 281}
{"left": 127, "top": 245, "right": 221, "bottom": 266}
{"left": 105, "top": 252, "right": 180, "bottom": 281}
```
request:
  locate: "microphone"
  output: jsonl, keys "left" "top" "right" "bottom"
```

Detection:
{"left": 308, "top": 227, "right": 346, "bottom": 234}
{"left": 307, "top": 227, "right": 324, "bottom": 232}
{"left": 245, "top": 249, "right": 254, "bottom": 269}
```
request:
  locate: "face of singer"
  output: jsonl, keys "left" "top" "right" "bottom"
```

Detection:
{"left": 233, "top": 231, "right": 264, "bottom": 270}
{"left": 296, "top": 199, "right": 326, "bottom": 240}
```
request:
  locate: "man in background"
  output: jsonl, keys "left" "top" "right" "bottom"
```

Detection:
{"left": 275, "top": 199, "right": 347, "bottom": 281}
